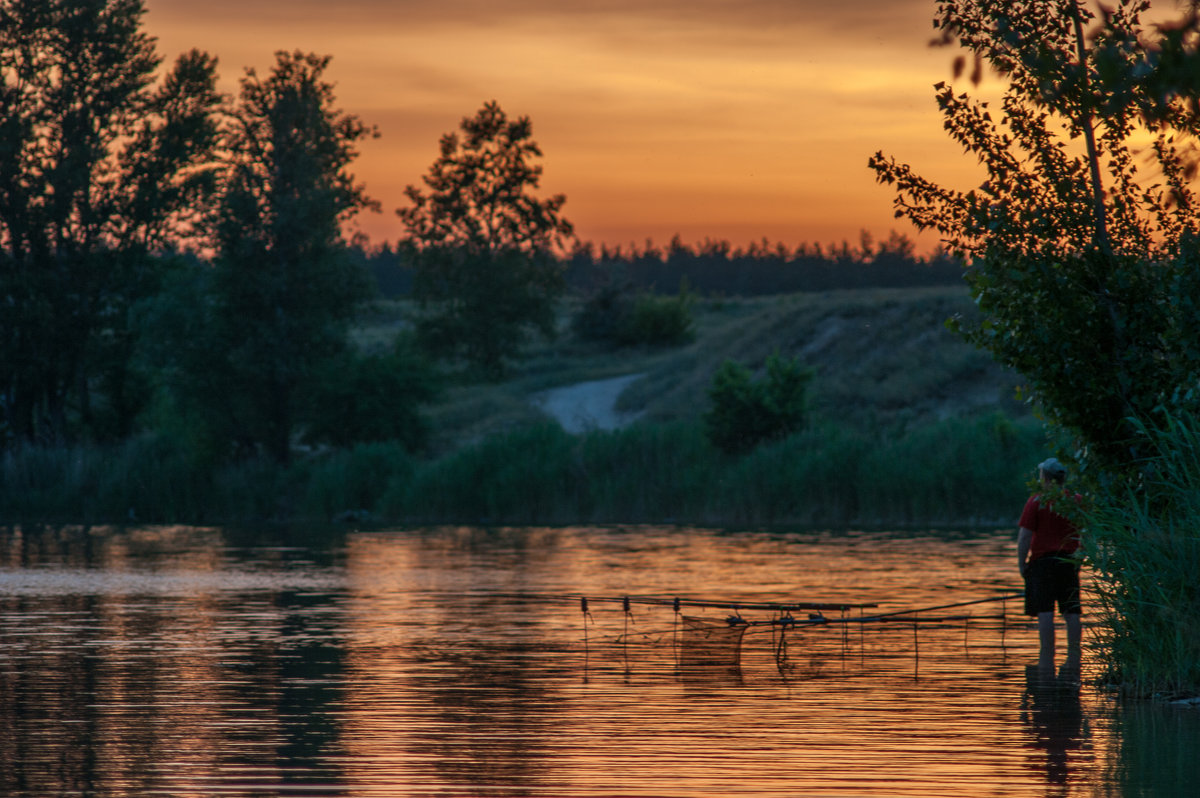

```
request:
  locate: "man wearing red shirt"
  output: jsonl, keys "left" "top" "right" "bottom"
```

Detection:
{"left": 1017, "top": 457, "right": 1082, "bottom": 666}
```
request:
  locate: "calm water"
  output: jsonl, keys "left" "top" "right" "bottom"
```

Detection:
{"left": 1, "top": 524, "right": 1196, "bottom": 797}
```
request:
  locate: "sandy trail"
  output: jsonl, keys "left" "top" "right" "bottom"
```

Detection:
{"left": 531, "top": 373, "right": 645, "bottom": 434}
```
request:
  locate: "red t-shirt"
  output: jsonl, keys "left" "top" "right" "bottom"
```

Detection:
{"left": 1019, "top": 494, "right": 1080, "bottom": 558}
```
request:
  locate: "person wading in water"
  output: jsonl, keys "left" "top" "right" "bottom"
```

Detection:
{"left": 1017, "top": 457, "right": 1082, "bottom": 669}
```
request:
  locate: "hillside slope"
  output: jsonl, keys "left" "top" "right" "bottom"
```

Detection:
{"left": 366, "top": 285, "right": 1028, "bottom": 452}
{"left": 620, "top": 286, "right": 1024, "bottom": 428}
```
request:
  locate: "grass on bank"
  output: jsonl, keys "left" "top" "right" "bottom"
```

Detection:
{"left": 1, "top": 412, "right": 1048, "bottom": 529}
{"left": 1086, "top": 414, "right": 1200, "bottom": 699}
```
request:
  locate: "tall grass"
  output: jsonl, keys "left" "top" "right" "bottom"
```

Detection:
{"left": 1085, "top": 413, "right": 1200, "bottom": 698}
{"left": 381, "top": 422, "right": 578, "bottom": 524}
{"left": 377, "top": 412, "right": 1044, "bottom": 527}
{"left": 0, "top": 435, "right": 212, "bottom": 522}
{"left": 1, "top": 413, "right": 1047, "bottom": 529}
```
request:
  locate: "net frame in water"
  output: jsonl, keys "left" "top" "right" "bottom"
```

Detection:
{"left": 494, "top": 591, "right": 1026, "bottom": 676}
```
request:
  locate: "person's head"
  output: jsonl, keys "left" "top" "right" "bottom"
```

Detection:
{"left": 1038, "top": 457, "right": 1066, "bottom": 485}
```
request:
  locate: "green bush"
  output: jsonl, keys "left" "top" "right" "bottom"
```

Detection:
{"left": 704, "top": 353, "right": 814, "bottom": 455}
{"left": 305, "top": 336, "right": 438, "bottom": 452}
{"left": 0, "top": 413, "right": 1047, "bottom": 530}
{"left": 618, "top": 290, "right": 694, "bottom": 346}
{"left": 573, "top": 283, "right": 695, "bottom": 347}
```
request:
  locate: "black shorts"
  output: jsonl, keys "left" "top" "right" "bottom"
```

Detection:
{"left": 1024, "top": 555, "right": 1082, "bottom": 616}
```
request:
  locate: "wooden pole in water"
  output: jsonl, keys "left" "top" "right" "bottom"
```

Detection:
{"left": 622, "top": 596, "right": 632, "bottom": 674}
{"left": 859, "top": 606, "right": 865, "bottom": 666}
{"left": 913, "top": 619, "right": 920, "bottom": 679}
{"left": 581, "top": 596, "right": 590, "bottom": 668}
{"left": 672, "top": 597, "right": 681, "bottom": 669}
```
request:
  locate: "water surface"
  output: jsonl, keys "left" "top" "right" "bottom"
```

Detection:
{"left": 0, "top": 525, "right": 1195, "bottom": 797}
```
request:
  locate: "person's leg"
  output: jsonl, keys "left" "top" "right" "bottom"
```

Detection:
{"left": 1063, "top": 612, "right": 1082, "bottom": 666}
{"left": 1060, "top": 560, "right": 1082, "bottom": 667}
{"left": 1038, "top": 611, "right": 1056, "bottom": 653}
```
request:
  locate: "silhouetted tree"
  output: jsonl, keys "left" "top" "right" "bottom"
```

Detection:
{"left": 159, "top": 51, "right": 378, "bottom": 464}
{"left": 0, "top": 0, "right": 221, "bottom": 444}
{"left": 870, "top": 0, "right": 1200, "bottom": 479}
{"left": 398, "top": 101, "right": 574, "bottom": 376}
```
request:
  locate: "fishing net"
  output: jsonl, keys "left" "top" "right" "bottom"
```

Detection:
{"left": 679, "top": 616, "right": 747, "bottom": 669}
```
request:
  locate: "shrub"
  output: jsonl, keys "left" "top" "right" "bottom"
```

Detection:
{"left": 573, "top": 282, "right": 695, "bottom": 347}
{"left": 618, "top": 289, "right": 695, "bottom": 346}
{"left": 304, "top": 335, "right": 438, "bottom": 452}
{"left": 704, "top": 352, "right": 814, "bottom": 455}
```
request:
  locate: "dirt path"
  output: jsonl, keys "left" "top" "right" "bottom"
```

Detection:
{"left": 531, "top": 373, "right": 645, "bottom": 434}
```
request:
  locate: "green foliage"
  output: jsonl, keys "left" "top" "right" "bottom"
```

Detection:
{"left": 704, "top": 353, "right": 814, "bottom": 455}
{"left": 381, "top": 421, "right": 577, "bottom": 524}
{"left": 0, "top": 412, "right": 1046, "bottom": 528}
{"left": 190, "top": 51, "right": 377, "bottom": 463}
{"left": 574, "top": 282, "right": 695, "bottom": 348}
{"left": 623, "top": 290, "right": 694, "bottom": 346}
{"left": 870, "top": 0, "right": 1200, "bottom": 480}
{"left": 399, "top": 101, "right": 573, "bottom": 377}
{"left": 411, "top": 247, "right": 563, "bottom": 377}
{"left": 577, "top": 421, "right": 717, "bottom": 521}
{"left": 1085, "top": 413, "right": 1200, "bottom": 697}
{"left": 304, "top": 336, "right": 438, "bottom": 452}
{"left": 300, "top": 442, "right": 416, "bottom": 521}
{"left": 871, "top": 0, "right": 1200, "bottom": 693}
{"left": 0, "top": 1, "right": 221, "bottom": 444}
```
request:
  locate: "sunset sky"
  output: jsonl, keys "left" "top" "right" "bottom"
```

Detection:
{"left": 144, "top": 0, "right": 990, "bottom": 252}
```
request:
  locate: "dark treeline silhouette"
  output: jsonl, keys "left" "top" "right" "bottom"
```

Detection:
{"left": 357, "top": 230, "right": 962, "bottom": 299}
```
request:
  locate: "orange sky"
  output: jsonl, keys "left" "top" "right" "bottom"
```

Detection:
{"left": 144, "top": 0, "right": 989, "bottom": 252}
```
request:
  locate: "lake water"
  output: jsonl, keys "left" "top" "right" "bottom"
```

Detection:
{"left": 1, "top": 524, "right": 1196, "bottom": 797}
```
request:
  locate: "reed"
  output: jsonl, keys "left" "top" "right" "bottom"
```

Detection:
{"left": 300, "top": 442, "right": 416, "bottom": 521}
{"left": 375, "top": 413, "right": 1043, "bottom": 527}
{"left": 576, "top": 421, "right": 717, "bottom": 522}
{"left": 1085, "top": 413, "right": 1200, "bottom": 697}
{"left": 381, "top": 421, "right": 579, "bottom": 524}
{"left": 0, "top": 412, "right": 1046, "bottom": 529}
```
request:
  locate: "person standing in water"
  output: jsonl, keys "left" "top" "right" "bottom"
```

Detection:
{"left": 1017, "top": 457, "right": 1082, "bottom": 667}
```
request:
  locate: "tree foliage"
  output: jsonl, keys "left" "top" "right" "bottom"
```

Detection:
{"left": 572, "top": 281, "right": 695, "bottom": 348}
{"left": 0, "top": 0, "right": 221, "bottom": 444}
{"left": 399, "top": 101, "right": 574, "bottom": 376}
{"left": 704, "top": 353, "right": 814, "bottom": 456}
{"left": 304, "top": 336, "right": 438, "bottom": 452}
{"left": 158, "top": 51, "right": 379, "bottom": 464}
{"left": 869, "top": 0, "right": 1200, "bottom": 479}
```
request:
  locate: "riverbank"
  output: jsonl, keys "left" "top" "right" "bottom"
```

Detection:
{"left": 1, "top": 411, "right": 1046, "bottom": 529}
{"left": 2, "top": 286, "right": 1047, "bottom": 529}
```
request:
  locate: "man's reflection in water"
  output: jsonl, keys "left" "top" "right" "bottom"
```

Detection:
{"left": 1021, "top": 660, "right": 1089, "bottom": 794}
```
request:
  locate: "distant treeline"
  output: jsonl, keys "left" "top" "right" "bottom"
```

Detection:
{"left": 357, "top": 231, "right": 963, "bottom": 298}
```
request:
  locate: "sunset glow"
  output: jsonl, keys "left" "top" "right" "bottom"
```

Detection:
{"left": 145, "top": 0, "right": 988, "bottom": 252}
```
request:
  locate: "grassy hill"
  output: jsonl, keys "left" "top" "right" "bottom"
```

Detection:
{"left": 358, "top": 284, "right": 1029, "bottom": 454}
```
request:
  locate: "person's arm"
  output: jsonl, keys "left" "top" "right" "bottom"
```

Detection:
{"left": 1017, "top": 526, "right": 1033, "bottom": 576}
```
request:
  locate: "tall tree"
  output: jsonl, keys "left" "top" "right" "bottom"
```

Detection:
{"left": 0, "top": 0, "right": 220, "bottom": 444}
{"left": 201, "top": 50, "right": 378, "bottom": 463}
{"left": 869, "top": 0, "right": 1200, "bottom": 479}
{"left": 398, "top": 101, "right": 574, "bottom": 376}
{"left": 870, "top": 0, "right": 1200, "bottom": 695}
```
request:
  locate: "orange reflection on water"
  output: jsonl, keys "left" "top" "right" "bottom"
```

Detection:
{"left": 333, "top": 526, "right": 1114, "bottom": 798}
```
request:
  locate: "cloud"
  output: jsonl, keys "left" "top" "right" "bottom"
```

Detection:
{"left": 145, "top": 0, "right": 964, "bottom": 248}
